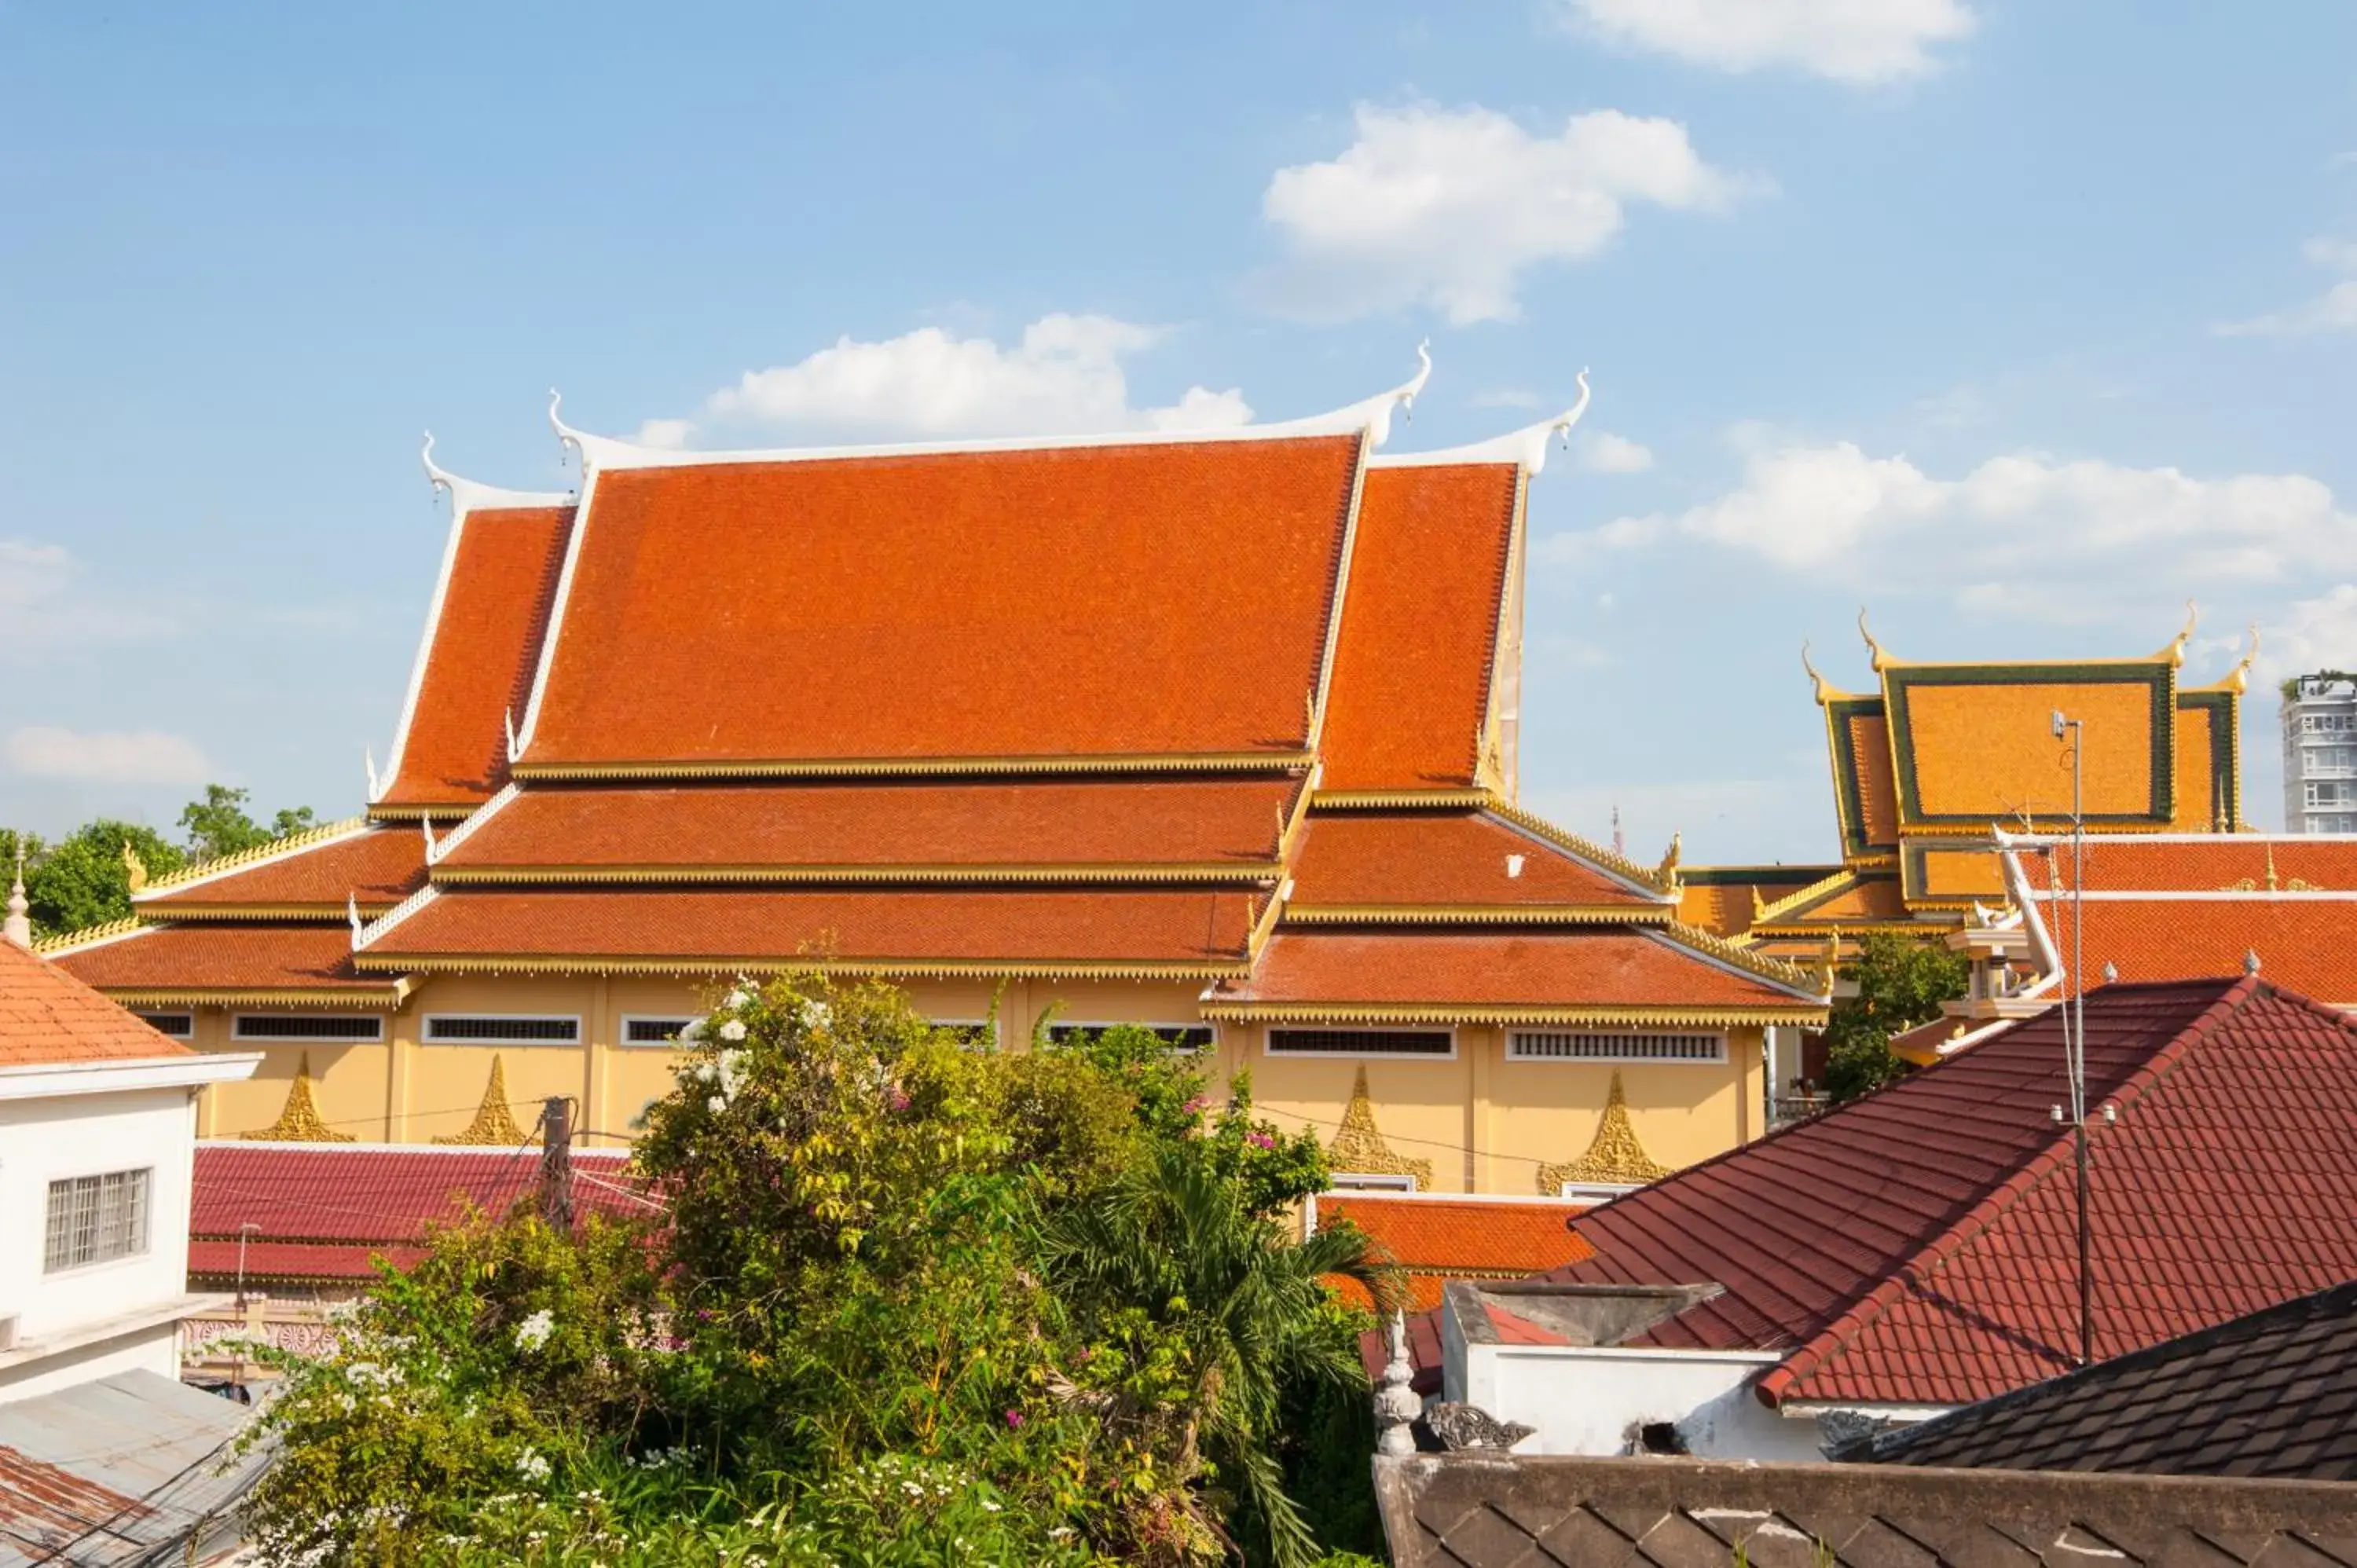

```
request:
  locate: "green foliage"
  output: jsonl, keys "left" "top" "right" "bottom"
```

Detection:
{"left": 247, "top": 978, "right": 1393, "bottom": 1567}
{"left": 178, "top": 782, "right": 318, "bottom": 861}
{"left": 1821, "top": 932, "right": 1969, "bottom": 1101}
{"left": 11, "top": 819, "right": 183, "bottom": 936}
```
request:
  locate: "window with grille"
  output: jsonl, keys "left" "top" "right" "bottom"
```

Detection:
{"left": 44, "top": 1168, "right": 152, "bottom": 1273}
{"left": 233, "top": 1015, "right": 383, "bottom": 1042}
{"left": 1048, "top": 1024, "right": 1215, "bottom": 1053}
{"left": 134, "top": 1012, "right": 194, "bottom": 1039}
{"left": 423, "top": 1016, "right": 581, "bottom": 1044}
{"left": 1265, "top": 1028, "right": 1453, "bottom": 1057}
{"left": 1508, "top": 1031, "right": 1725, "bottom": 1064}
{"left": 1329, "top": 1171, "right": 1418, "bottom": 1192}
{"left": 622, "top": 1017, "right": 699, "bottom": 1046}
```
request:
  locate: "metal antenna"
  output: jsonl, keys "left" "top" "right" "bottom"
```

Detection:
{"left": 2051, "top": 709, "right": 2094, "bottom": 1368}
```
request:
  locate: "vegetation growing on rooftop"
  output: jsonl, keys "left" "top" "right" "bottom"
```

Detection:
{"left": 238, "top": 979, "right": 1397, "bottom": 1566}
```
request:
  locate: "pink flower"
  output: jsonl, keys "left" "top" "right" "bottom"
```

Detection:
{"left": 1247, "top": 1132, "right": 1274, "bottom": 1150}
{"left": 889, "top": 1090, "right": 911, "bottom": 1112}
{"left": 1003, "top": 1409, "right": 1025, "bottom": 1428}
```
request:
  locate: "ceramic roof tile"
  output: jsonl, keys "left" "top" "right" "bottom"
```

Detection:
{"left": 0, "top": 938, "right": 190, "bottom": 1066}
{"left": 1318, "top": 463, "right": 1517, "bottom": 792}
{"left": 1320, "top": 1194, "right": 1596, "bottom": 1277}
{"left": 136, "top": 826, "right": 425, "bottom": 911}
{"left": 2049, "top": 898, "right": 2357, "bottom": 1006}
{"left": 379, "top": 505, "right": 574, "bottom": 808}
{"left": 434, "top": 777, "right": 1303, "bottom": 877}
{"left": 1886, "top": 667, "right": 2172, "bottom": 826}
{"left": 49, "top": 924, "right": 390, "bottom": 996}
{"left": 521, "top": 437, "right": 1363, "bottom": 768}
{"left": 1286, "top": 811, "right": 1662, "bottom": 911}
{"left": 364, "top": 887, "right": 1260, "bottom": 972}
{"left": 2040, "top": 837, "right": 2357, "bottom": 893}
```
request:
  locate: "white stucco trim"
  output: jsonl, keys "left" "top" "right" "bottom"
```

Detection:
{"left": 0, "top": 1292, "right": 232, "bottom": 1375}
{"left": 0, "top": 1053, "right": 261, "bottom": 1102}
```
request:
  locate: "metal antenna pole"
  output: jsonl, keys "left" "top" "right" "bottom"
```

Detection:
{"left": 2053, "top": 710, "right": 2093, "bottom": 1368}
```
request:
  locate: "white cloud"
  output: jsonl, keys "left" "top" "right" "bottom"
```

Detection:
{"left": 645, "top": 315, "right": 1252, "bottom": 445}
{"left": 5, "top": 726, "right": 212, "bottom": 785}
{"left": 1578, "top": 430, "right": 1655, "bottom": 473}
{"left": 1559, "top": 0, "right": 1976, "bottom": 84}
{"left": 2261, "top": 584, "right": 2357, "bottom": 685}
{"left": 0, "top": 539, "right": 178, "bottom": 643}
{"left": 1542, "top": 434, "right": 2357, "bottom": 619}
{"left": 2216, "top": 238, "right": 2357, "bottom": 337}
{"left": 1257, "top": 104, "right": 1759, "bottom": 324}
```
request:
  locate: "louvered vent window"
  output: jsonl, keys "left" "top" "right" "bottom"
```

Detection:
{"left": 424, "top": 1016, "right": 580, "bottom": 1044}
{"left": 1508, "top": 1031, "right": 1725, "bottom": 1063}
{"left": 233, "top": 1015, "right": 383, "bottom": 1042}
{"left": 1049, "top": 1024, "right": 1215, "bottom": 1053}
{"left": 1266, "top": 1029, "right": 1453, "bottom": 1057}
{"left": 134, "top": 1012, "right": 194, "bottom": 1039}
{"left": 623, "top": 1017, "right": 699, "bottom": 1046}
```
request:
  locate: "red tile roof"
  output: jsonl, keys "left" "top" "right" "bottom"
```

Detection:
{"left": 0, "top": 938, "right": 190, "bottom": 1066}
{"left": 521, "top": 437, "right": 1364, "bottom": 769}
{"left": 379, "top": 504, "right": 574, "bottom": 808}
{"left": 189, "top": 1142, "right": 640, "bottom": 1282}
{"left": 136, "top": 826, "right": 426, "bottom": 911}
{"left": 1286, "top": 811, "right": 1662, "bottom": 912}
{"left": 1541, "top": 978, "right": 2357, "bottom": 1408}
{"left": 2050, "top": 899, "right": 2357, "bottom": 1006}
{"left": 1322, "top": 1192, "right": 1595, "bottom": 1317}
{"left": 1318, "top": 464, "right": 1517, "bottom": 792}
{"left": 363, "top": 886, "right": 1260, "bottom": 973}
{"left": 49, "top": 923, "right": 392, "bottom": 998}
{"left": 1204, "top": 929, "right": 1820, "bottom": 1020}
{"left": 434, "top": 777, "right": 1302, "bottom": 878}
{"left": 2034, "top": 836, "right": 2357, "bottom": 894}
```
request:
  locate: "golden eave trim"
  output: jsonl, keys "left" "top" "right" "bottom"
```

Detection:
{"left": 132, "top": 815, "right": 373, "bottom": 897}
{"left": 1753, "top": 866, "right": 1864, "bottom": 925}
{"left": 1478, "top": 796, "right": 1680, "bottom": 896}
{"left": 123, "top": 903, "right": 399, "bottom": 921}
{"left": 1845, "top": 853, "right": 1900, "bottom": 870}
{"left": 366, "top": 803, "right": 482, "bottom": 824}
{"left": 1653, "top": 919, "right": 1826, "bottom": 994}
{"left": 430, "top": 862, "right": 1285, "bottom": 888}
{"left": 93, "top": 982, "right": 412, "bottom": 1009}
{"left": 355, "top": 952, "right": 1251, "bottom": 980}
{"left": 1202, "top": 1002, "right": 1828, "bottom": 1027}
{"left": 1748, "top": 919, "right": 1926, "bottom": 939}
{"left": 1310, "top": 789, "right": 1491, "bottom": 810}
{"left": 1280, "top": 903, "right": 1672, "bottom": 926}
{"left": 510, "top": 750, "right": 1317, "bottom": 782}
{"left": 31, "top": 916, "right": 148, "bottom": 956}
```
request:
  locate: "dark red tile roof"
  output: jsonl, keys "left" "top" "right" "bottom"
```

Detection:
{"left": 189, "top": 1142, "right": 640, "bottom": 1282}
{"left": 379, "top": 504, "right": 574, "bottom": 808}
{"left": 521, "top": 437, "right": 1363, "bottom": 768}
{"left": 0, "top": 938, "right": 189, "bottom": 1066}
{"left": 136, "top": 825, "right": 426, "bottom": 911}
{"left": 1286, "top": 811, "right": 1662, "bottom": 911}
{"left": 1318, "top": 463, "right": 1517, "bottom": 792}
{"left": 364, "top": 886, "right": 1260, "bottom": 973}
{"left": 1541, "top": 978, "right": 2357, "bottom": 1407}
{"left": 434, "top": 776, "right": 1302, "bottom": 877}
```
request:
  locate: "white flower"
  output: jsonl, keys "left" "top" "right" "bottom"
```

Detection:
{"left": 516, "top": 1448, "right": 552, "bottom": 1483}
{"left": 707, "top": 1094, "right": 727, "bottom": 1114}
{"left": 799, "top": 1000, "right": 832, "bottom": 1030}
{"left": 679, "top": 1017, "right": 706, "bottom": 1042}
{"left": 726, "top": 986, "right": 753, "bottom": 1009}
{"left": 513, "top": 1309, "right": 555, "bottom": 1352}
{"left": 981, "top": 1499, "right": 1002, "bottom": 1512}
{"left": 718, "top": 1018, "right": 748, "bottom": 1042}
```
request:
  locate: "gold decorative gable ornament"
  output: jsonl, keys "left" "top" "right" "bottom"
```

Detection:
{"left": 1326, "top": 1065, "right": 1433, "bottom": 1188}
{"left": 1538, "top": 1071, "right": 1670, "bottom": 1195}
{"left": 434, "top": 1053, "right": 535, "bottom": 1145}
{"left": 241, "top": 1052, "right": 354, "bottom": 1143}
{"left": 1653, "top": 833, "right": 1682, "bottom": 896}
{"left": 121, "top": 840, "right": 148, "bottom": 893}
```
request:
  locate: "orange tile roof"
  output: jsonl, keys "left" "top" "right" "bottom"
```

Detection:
{"left": 0, "top": 939, "right": 191, "bottom": 1065}
{"left": 137, "top": 826, "right": 426, "bottom": 911}
{"left": 363, "top": 887, "right": 1260, "bottom": 973}
{"left": 1286, "top": 810, "right": 1661, "bottom": 912}
{"left": 521, "top": 437, "right": 1364, "bottom": 770}
{"left": 1204, "top": 929, "right": 1819, "bottom": 1019}
{"left": 1318, "top": 463, "right": 1517, "bottom": 791}
{"left": 2171, "top": 712, "right": 2220, "bottom": 830}
{"left": 1849, "top": 710, "right": 1901, "bottom": 846}
{"left": 1895, "top": 673, "right": 2165, "bottom": 824}
{"left": 379, "top": 505, "right": 574, "bottom": 808}
{"left": 2044, "top": 898, "right": 2357, "bottom": 1006}
{"left": 50, "top": 924, "right": 390, "bottom": 997}
{"left": 434, "top": 777, "right": 1302, "bottom": 878}
{"left": 2034, "top": 837, "right": 2357, "bottom": 894}
{"left": 1318, "top": 1192, "right": 1595, "bottom": 1277}
{"left": 1674, "top": 870, "right": 1832, "bottom": 939}
{"left": 1753, "top": 870, "right": 1906, "bottom": 929}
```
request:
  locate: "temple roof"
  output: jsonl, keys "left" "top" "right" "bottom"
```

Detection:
{"left": 357, "top": 886, "right": 1264, "bottom": 977}
{"left": 1284, "top": 808, "right": 1668, "bottom": 921}
{"left": 1201, "top": 929, "right": 1824, "bottom": 1026}
{"left": 428, "top": 775, "right": 1303, "bottom": 884}
{"left": 47, "top": 922, "right": 404, "bottom": 1007}
{"left": 514, "top": 434, "right": 1367, "bottom": 774}
{"left": 1317, "top": 463, "right": 1519, "bottom": 793}
{"left": 375, "top": 500, "right": 575, "bottom": 815}
{"left": 134, "top": 821, "right": 425, "bottom": 916}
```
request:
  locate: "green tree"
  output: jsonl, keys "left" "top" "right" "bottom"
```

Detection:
{"left": 178, "top": 782, "right": 317, "bottom": 862}
{"left": 1821, "top": 932, "right": 1969, "bottom": 1101}
{"left": 15, "top": 820, "right": 185, "bottom": 937}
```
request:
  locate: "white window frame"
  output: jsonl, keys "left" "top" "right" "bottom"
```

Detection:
{"left": 1329, "top": 1171, "right": 1419, "bottom": 1193}
{"left": 133, "top": 1011, "right": 195, "bottom": 1040}
{"left": 1047, "top": 1020, "right": 1215, "bottom": 1054}
{"left": 1263, "top": 1027, "right": 1458, "bottom": 1061}
{"left": 422, "top": 1013, "right": 583, "bottom": 1046}
{"left": 1505, "top": 1030, "right": 1728, "bottom": 1064}
{"left": 619, "top": 1014, "right": 704, "bottom": 1048}
{"left": 42, "top": 1167, "right": 153, "bottom": 1274}
{"left": 1557, "top": 1180, "right": 1643, "bottom": 1204}
{"left": 232, "top": 1014, "right": 385, "bottom": 1043}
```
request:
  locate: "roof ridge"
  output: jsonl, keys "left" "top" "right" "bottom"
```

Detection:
{"left": 1478, "top": 796, "right": 1674, "bottom": 897}
{"left": 1757, "top": 976, "right": 2266, "bottom": 1406}
{"left": 1754, "top": 865, "right": 1864, "bottom": 925}
{"left": 1647, "top": 920, "right": 1826, "bottom": 996}
{"left": 137, "top": 816, "right": 372, "bottom": 897}
{"left": 31, "top": 915, "right": 147, "bottom": 956}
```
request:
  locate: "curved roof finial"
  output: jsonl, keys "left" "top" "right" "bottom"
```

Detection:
{"left": 364, "top": 746, "right": 380, "bottom": 801}
{"left": 2219, "top": 623, "right": 2260, "bottom": 694}
{"left": 347, "top": 892, "right": 363, "bottom": 944}
{"left": 1857, "top": 607, "right": 1891, "bottom": 672}
{"left": 2155, "top": 599, "right": 2198, "bottom": 666}
{"left": 503, "top": 705, "right": 522, "bottom": 765}
{"left": 420, "top": 815, "right": 438, "bottom": 866}
{"left": 1800, "top": 639, "right": 1846, "bottom": 705}
{"left": 422, "top": 430, "right": 453, "bottom": 500}
{"left": 1369, "top": 367, "right": 1592, "bottom": 474}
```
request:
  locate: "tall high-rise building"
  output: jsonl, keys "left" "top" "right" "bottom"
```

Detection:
{"left": 2283, "top": 672, "right": 2357, "bottom": 833}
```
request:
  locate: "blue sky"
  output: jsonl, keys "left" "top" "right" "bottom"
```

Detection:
{"left": 6, "top": 1, "right": 2356, "bottom": 860}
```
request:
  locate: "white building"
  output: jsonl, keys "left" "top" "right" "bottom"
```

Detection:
{"left": 2282, "top": 672, "right": 2357, "bottom": 833}
{"left": 0, "top": 874, "right": 258, "bottom": 1401}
